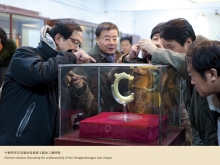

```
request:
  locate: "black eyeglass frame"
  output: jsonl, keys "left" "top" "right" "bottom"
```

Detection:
{"left": 69, "top": 37, "right": 83, "bottom": 48}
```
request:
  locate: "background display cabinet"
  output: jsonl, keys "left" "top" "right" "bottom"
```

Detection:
{"left": 55, "top": 63, "right": 185, "bottom": 146}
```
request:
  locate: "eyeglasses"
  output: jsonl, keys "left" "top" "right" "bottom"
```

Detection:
{"left": 103, "top": 37, "right": 119, "bottom": 43}
{"left": 69, "top": 37, "right": 83, "bottom": 48}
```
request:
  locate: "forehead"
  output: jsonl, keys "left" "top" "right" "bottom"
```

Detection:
{"left": 99, "top": 29, "right": 118, "bottom": 37}
{"left": 187, "top": 65, "right": 191, "bottom": 72}
{"left": 121, "top": 40, "right": 130, "bottom": 44}
{"left": 161, "top": 38, "right": 179, "bottom": 46}
{"left": 187, "top": 63, "right": 195, "bottom": 74}
{"left": 152, "top": 33, "right": 160, "bottom": 38}
{"left": 70, "top": 31, "right": 83, "bottom": 41}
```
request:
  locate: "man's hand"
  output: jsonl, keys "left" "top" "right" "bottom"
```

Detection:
{"left": 125, "top": 44, "right": 139, "bottom": 62}
{"left": 73, "top": 50, "right": 96, "bottom": 64}
{"left": 138, "top": 39, "right": 157, "bottom": 55}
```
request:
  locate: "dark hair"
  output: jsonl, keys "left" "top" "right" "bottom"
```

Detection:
{"left": 160, "top": 18, "right": 196, "bottom": 46}
{"left": 49, "top": 20, "right": 82, "bottom": 40}
{"left": 0, "top": 28, "right": 7, "bottom": 46}
{"left": 150, "top": 22, "right": 165, "bottom": 39}
{"left": 186, "top": 41, "right": 220, "bottom": 80}
{"left": 120, "top": 36, "right": 132, "bottom": 44}
{"left": 95, "top": 22, "right": 119, "bottom": 37}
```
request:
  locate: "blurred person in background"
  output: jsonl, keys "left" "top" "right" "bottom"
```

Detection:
{"left": 0, "top": 28, "right": 17, "bottom": 86}
{"left": 120, "top": 36, "right": 132, "bottom": 54}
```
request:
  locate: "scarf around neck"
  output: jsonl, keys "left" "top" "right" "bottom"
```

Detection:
{"left": 40, "top": 25, "right": 57, "bottom": 51}
{"left": 102, "top": 53, "right": 115, "bottom": 63}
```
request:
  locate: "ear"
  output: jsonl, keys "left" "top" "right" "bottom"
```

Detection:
{"left": 208, "top": 68, "right": 218, "bottom": 82}
{"left": 185, "top": 37, "right": 193, "bottom": 47}
{"left": 54, "top": 33, "right": 61, "bottom": 44}
{"left": 96, "top": 37, "right": 99, "bottom": 45}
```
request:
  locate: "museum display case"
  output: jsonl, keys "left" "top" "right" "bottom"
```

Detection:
{"left": 55, "top": 63, "right": 185, "bottom": 146}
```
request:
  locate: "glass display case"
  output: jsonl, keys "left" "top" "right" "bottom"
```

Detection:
{"left": 57, "top": 63, "right": 184, "bottom": 146}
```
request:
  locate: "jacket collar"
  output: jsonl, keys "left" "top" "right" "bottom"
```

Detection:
{"left": 95, "top": 44, "right": 122, "bottom": 62}
{"left": 36, "top": 41, "right": 58, "bottom": 61}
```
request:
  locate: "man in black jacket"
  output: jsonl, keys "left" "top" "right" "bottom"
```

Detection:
{"left": 0, "top": 20, "right": 95, "bottom": 146}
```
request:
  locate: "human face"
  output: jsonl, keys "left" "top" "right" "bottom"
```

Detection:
{"left": 151, "top": 33, "right": 162, "bottom": 45}
{"left": 120, "top": 40, "right": 132, "bottom": 53}
{"left": 187, "top": 65, "right": 217, "bottom": 97}
{"left": 161, "top": 38, "right": 192, "bottom": 53}
{"left": 96, "top": 29, "right": 118, "bottom": 55}
{"left": 0, "top": 38, "right": 3, "bottom": 51}
{"left": 55, "top": 30, "right": 83, "bottom": 52}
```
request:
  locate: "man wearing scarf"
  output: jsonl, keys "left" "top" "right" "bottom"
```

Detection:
{"left": 64, "top": 22, "right": 123, "bottom": 119}
{"left": 0, "top": 20, "right": 95, "bottom": 145}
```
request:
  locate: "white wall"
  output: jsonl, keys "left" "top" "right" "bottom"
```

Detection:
{"left": 0, "top": 0, "right": 134, "bottom": 37}
{"left": 1, "top": 0, "right": 220, "bottom": 41}
{"left": 134, "top": 9, "right": 220, "bottom": 41}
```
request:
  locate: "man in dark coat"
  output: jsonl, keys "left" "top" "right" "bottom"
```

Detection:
{"left": 0, "top": 20, "right": 95, "bottom": 146}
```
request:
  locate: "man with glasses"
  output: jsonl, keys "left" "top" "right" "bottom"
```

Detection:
{"left": 68, "top": 37, "right": 83, "bottom": 49}
{"left": 0, "top": 20, "right": 95, "bottom": 145}
{"left": 88, "top": 22, "right": 122, "bottom": 63}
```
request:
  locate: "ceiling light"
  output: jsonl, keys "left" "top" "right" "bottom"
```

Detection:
{"left": 190, "top": 0, "right": 220, "bottom": 3}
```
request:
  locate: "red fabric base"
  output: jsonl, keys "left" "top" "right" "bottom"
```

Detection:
{"left": 79, "top": 112, "right": 168, "bottom": 143}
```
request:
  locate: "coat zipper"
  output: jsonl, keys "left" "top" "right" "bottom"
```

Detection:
{"left": 15, "top": 102, "right": 35, "bottom": 143}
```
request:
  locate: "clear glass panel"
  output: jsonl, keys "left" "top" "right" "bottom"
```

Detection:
{"left": 0, "top": 12, "right": 10, "bottom": 38}
{"left": 12, "top": 15, "right": 44, "bottom": 48}
{"left": 58, "top": 64, "right": 182, "bottom": 145}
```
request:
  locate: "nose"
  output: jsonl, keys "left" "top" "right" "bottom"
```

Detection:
{"left": 191, "top": 78, "right": 195, "bottom": 85}
{"left": 158, "top": 38, "right": 162, "bottom": 44}
{"left": 74, "top": 46, "right": 80, "bottom": 52}
{"left": 108, "top": 39, "right": 115, "bottom": 44}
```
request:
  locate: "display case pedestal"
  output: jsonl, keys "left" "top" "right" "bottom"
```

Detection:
{"left": 54, "top": 126, "right": 185, "bottom": 146}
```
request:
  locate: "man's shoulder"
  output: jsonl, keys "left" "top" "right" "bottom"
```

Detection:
{"left": 87, "top": 45, "right": 98, "bottom": 56}
{"left": 17, "top": 46, "right": 36, "bottom": 52}
{"left": 5, "top": 39, "right": 17, "bottom": 49}
{"left": 15, "top": 46, "right": 41, "bottom": 57}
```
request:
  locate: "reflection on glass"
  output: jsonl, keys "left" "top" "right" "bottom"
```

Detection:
{"left": 58, "top": 64, "right": 182, "bottom": 137}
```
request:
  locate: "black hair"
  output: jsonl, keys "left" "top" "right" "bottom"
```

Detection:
{"left": 120, "top": 36, "right": 132, "bottom": 44}
{"left": 150, "top": 22, "right": 165, "bottom": 39}
{"left": 0, "top": 27, "right": 7, "bottom": 46}
{"left": 95, "top": 22, "right": 119, "bottom": 37}
{"left": 49, "top": 20, "right": 82, "bottom": 40}
{"left": 160, "top": 18, "right": 196, "bottom": 46}
{"left": 186, "top": 41, "right": 220, "bottom": 80}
